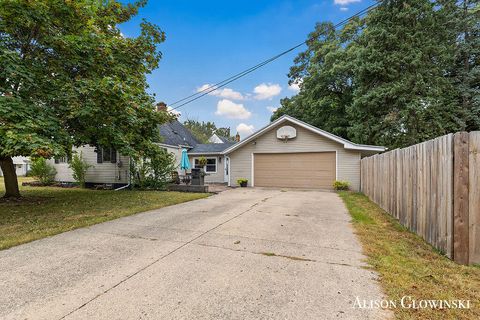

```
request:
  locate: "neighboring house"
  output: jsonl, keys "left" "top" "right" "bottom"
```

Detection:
{"left": 208, "top": 133, "right": 234, "bottom": 144}
{"left": 48, "top": 115, "right": 385, "bottom": 190}
{"left": 0, "top": 157, "right": 30, "bottom": 177}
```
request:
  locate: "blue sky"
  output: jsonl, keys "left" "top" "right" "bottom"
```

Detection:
{"left": 120, "top": 0, "right": 372, "bottom": 138}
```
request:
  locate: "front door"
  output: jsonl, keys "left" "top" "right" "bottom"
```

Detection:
{"left": 224, "top": 156, "right": 230, "bottom": 184}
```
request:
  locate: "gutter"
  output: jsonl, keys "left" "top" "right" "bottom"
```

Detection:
{"left": 114, "top": 156, "right": 132, "bottom": 191}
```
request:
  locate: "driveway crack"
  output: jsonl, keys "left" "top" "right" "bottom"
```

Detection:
{"left": 191, "top": 242, "right": 361, "bottom": 268}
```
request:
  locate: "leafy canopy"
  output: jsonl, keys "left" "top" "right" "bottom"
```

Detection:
{"left": 183, "top": 119, "right": 233, "bottom": 143}
{"left": 273, "top": 0, "right": 479, "bottom": 149}
{"left": 0, "top": 0, "right": 171, "bottom": 160}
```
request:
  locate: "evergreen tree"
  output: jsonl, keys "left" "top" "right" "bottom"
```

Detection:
{"left": 450, "top": 0, "right": 480, "bottom": 131}
{"left": 347, "top": 0, "right": 463, "bottom": 148}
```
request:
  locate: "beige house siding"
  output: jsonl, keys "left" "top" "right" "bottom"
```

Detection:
{"left": 188, "top": 155, "right": 225, "bottom": 183}
{"left": 227, "top": 123, "right": 362, "bottom": 190}
{"left": 49, "top": 146, "right": 130, "bottom": 184}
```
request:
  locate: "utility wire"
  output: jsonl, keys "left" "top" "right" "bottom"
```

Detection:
{"left": 168, "top": 3, "right": 378, "bottom": 111}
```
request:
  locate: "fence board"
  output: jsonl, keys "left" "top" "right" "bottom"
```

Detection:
{"left": 453, "top": 132, "right": 470, "bottom": 264}
{"left": 469, "top": 132, "right": 480, "bottom": 264}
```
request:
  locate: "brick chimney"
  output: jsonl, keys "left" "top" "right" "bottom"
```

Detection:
{"left": 235, "top": 132, "right": 240, "bottom": 142}
{"left": 156, "top": 101, "right": 167, "bottom": 112}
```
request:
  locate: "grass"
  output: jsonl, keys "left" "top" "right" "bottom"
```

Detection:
{"left": 0, "top": 177, "right": 209, "bottom": 250}
{"left": 338, "top": 191, "right": 480, "bottom": 320}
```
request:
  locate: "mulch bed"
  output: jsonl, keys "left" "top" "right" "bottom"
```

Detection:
{"left": 0, "top": 196, "right": 52, "bottom": 205}
{"left": 22, "top": 181, "right": 77, "bottom": 188}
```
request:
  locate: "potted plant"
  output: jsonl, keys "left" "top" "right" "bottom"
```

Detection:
{"left": 197, "top": 156, "right": 207, "bottom": 170}
{"left": 237, "top": 178, "right": 248, "bottom": 187}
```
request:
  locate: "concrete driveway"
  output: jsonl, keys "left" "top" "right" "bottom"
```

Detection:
{"left": 0, "top": 188, "right": 391, "bottom": 320}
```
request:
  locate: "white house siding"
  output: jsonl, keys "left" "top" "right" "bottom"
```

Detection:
{"left": 226, "top": 123, "right": 362, "bottom": 191}
{"left": 49, "top": 146, "right": 130, "bottom": 185}
{"left": 0, "top": 157, "right": 30, "bottom": 177}
{"left": 188, "top": 155, "right": 225, "bottom": 183}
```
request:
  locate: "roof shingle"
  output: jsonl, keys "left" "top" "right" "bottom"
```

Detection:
{"left": 158, "top": 120, "right": 199, "bottom": 147}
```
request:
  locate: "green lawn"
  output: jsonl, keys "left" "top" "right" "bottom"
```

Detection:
{"left": 339, "top": 191, "right": 480, "bottom": 320}
{"left": 0, "top": 177, "right": 209, "bottom": 250}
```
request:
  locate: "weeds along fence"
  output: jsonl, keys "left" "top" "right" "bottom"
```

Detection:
{"left": 360, "top": 132, "right": 480, "bottom": 265}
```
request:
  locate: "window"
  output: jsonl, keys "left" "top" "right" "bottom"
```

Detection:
{"left": 206, "top": 158, "right": 216, "bottom": 173}
{"left": 97, "top": 147, "right": 117, "bottom": 164}
{"left": 54, "top": 156, "right": 70, "bottom": 164}
{"left": 194, "top": 157, "right": 217, "bottom": 173}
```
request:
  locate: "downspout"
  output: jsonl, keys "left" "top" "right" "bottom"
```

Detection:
{"left": 115, "top": 156, "right": 131, "bottom": 191}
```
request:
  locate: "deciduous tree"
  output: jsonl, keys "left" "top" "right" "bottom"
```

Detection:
{"left": 0, "top": 0, "right": 170, "bottom": 197}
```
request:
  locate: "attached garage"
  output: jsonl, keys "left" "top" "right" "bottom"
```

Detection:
{"left": 254, "top": 152, "right": 336, "bottom": 189}
{"left": 223, "top": 115, "right": 385, "bottom": 191}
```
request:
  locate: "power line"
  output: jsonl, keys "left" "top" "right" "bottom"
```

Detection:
{"left": 168, "top": 2, "right": 378, "bottom": 111}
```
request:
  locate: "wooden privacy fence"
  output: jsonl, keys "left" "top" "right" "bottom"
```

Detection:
{"left": 360, "top": 132, "right": 480, "bottom": 265}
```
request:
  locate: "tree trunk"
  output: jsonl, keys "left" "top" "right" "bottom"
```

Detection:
{"left": 0, "top": 157, "right": 21, "bottom": 198}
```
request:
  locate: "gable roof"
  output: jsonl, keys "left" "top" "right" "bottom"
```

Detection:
{"left": 188, "top": 142, "right": 236, "bottom": 155}
{"left": 158, "top": 120, "right": 199, "bottom": 147}
{"left": 217, "top": 135, "right": 234, "bottom": 143}
{"left": 222, "top": 115, "right": 386, "bottom": 154}
{"left": 209, "top": 133, "right": 235, "bottom": 144}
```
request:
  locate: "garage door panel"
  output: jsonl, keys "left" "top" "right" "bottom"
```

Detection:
{"left": 254, "top": 152, "right": 335, "bottom": 189}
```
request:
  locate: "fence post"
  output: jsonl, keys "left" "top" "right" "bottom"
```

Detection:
{"left": 453, "top": 132, "right": 470, "bottom": 264}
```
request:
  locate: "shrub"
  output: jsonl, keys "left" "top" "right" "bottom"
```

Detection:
{"left": 237, "top": 178, "right": 248, "bottom": 186}
{"left": 30, "top": 158, "right": 57, "bottom": 185}
{"left": 131, "top": 148, "right": 176, "bottom": 190}
{"left": 69, "top": 152, "right": 92, "bottom": 188}
{"left": 333, "top": 180, "right": 350, "bottom": 191}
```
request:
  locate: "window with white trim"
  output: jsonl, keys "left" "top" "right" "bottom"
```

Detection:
{"left": 194, "top": 157, "right": 217, "bottom": 173}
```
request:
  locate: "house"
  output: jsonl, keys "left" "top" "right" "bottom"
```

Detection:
{"left": 0, "top": 157, "right": 30, "bottom": 177}
{"left": 49, "top": 115, "right": 385, "bottom": 190}
{"left": 49, "top": 119, "right": 200, "bottom": 188}
{"left": 48, "top": 119, "right": 234, "bottom": 187}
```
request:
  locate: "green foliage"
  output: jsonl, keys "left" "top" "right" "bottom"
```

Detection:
{"left": 183, "top": 120, "right": 216, "bottom": 143}
{"left": 273, "top": 0, "right": 480, "bottom": 149}
{"left": 236, "top": 178, "right": 248, "bottom": 186}
{"left": 68, "top": 152, "right": 92, "bottom": 188}
{"left": 333, "top": 180, "right": 350, "bottom": 191}
{"left": 130, "top": 147, "right": 176, "bottom": 190}
{"left": 347, "top": 0, "right": 464, "bottom": 149}
{"left": 29, "top": 158, "right": 56, "bottom": 185}
{"left": 272, "top": 20, "right": 358, "bottom": 139}
{"left": 0, "top": 0, "right": 171, "bottom": 192}
{"left": 197, "top": 157, "right": 207, "bottom": 167}
{"left": 183, "top": 119, "right": 233, "bottom": 143}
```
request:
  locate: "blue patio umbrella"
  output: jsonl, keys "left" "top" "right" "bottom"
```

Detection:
{"left": 180, "top": 148, "right": 190, "bottom": 171}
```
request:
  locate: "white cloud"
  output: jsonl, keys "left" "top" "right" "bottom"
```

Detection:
{"left": 167, "top": 106, "right": 181, "bottom": 117}
{"left": 334, "top": 0, "right": 361, "bottom": 5}
{"left": 197, "top": 84, "right": 244, "bottom": 100}
{"left": 253, "top": 83, "right": 282, "bottom": 100}
{"left": 236, "top": 123, "right": 255, "bottom": 137}
{"left": 266, "top": 106, "right": 278, "bottom": 113}
{"left": 340, "top": 7, "right": 348, "bottom": 11}
{"left": 215, "top": 99, "right": 251, "bottom": 119}
{"left": 288, "top": 82, "right": 300, "bottom": 92}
